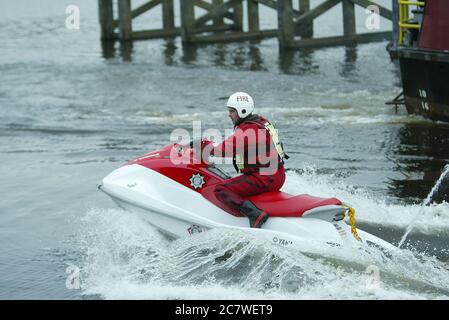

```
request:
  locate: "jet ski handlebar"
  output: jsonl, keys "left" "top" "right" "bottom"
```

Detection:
{"left": 172, "top": 139, "right": 214, "bottom": 166}
{"left": 188, "top": 138, "right": 212, "bottom": 149}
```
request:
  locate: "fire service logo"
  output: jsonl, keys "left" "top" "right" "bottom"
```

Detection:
{"left": 189, "top": 173, "right": 205, "bottom": 189}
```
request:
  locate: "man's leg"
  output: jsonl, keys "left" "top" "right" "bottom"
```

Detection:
{"left": 213, "top": 174, "right": 269, "bottom": 228}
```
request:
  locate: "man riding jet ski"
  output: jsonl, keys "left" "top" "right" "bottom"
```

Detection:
{"left": 201, "top": 92, "right": 289, "bottom": 229}
{"left": 98, "top": 93, "right": 397, "bottom": 251}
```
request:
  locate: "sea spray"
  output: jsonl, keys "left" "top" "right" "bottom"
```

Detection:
{"left": 423, "top": 164, "right": 449, "bottom": 206}
{"left": 398, "top": 164, "right": 449, "bottom": 248}
{"left": 398, "top": 216, "right": 420, "bottom": 249}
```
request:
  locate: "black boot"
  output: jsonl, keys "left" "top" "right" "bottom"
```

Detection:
{"left": 239, "top": 200, "right": 269, "bottom": 228}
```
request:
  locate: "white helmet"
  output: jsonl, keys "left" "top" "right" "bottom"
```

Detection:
{"left": 226, "top": 92, "right": 254, "bottom": 118}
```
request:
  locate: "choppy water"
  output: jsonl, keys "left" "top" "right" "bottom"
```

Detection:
{"left": 1, "top": 0, "right": 449, "bottom": 299}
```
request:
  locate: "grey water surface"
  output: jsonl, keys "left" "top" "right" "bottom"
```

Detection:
{"left": 1, "top": 0, "right": 449, "bottom": 299}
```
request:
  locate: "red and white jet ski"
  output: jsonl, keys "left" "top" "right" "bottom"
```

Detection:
{"left": 99, "top": 143, "right": 396, "bottom": 252}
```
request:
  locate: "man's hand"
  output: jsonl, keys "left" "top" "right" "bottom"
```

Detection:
{"left": 190, "top": 138, "right": 213, "bottom": 165}
{"left": 189, "top": 138, "right": 212, "bottom": 148}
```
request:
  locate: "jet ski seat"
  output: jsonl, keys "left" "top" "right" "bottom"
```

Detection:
{"left": 246, "top": 192, "right": 342, "bottom": 217}
{"left": 202, "top": 186, "right": 342, "bottom": 218}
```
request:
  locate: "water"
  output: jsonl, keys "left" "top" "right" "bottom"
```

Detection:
{"left": 1, "top": 0, "right": 449, "bottom": 299}
{"left": 398, "top": 165, "right": 449, "bottom": 248}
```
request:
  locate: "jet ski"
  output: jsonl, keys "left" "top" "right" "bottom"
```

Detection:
{"left": 98, "top": 142, "right": 396, "bottom": 253}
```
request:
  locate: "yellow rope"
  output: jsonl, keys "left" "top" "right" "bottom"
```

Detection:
{"left": 345, "top": 206, "right": 361, "bottom": 242}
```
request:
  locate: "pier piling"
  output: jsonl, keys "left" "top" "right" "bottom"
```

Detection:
{"left": 98, "top": 0, "right": 395, "bottom": 49}
{"left": 343, "top": 0, "right": 356, "bottom": 38}
{"left": 98, "top": 0, "right": 114, "bottom": 40}
{"left": 278, "top": 0, "right": 294, "bottom": 47}
{"left": 162, "top": 0, "right": 175, "bottom": 29}
{"left": 180, "top": 0, "right": 195, "bottom": 43}
{"left": 248, "top": 0, "right": 260, "bottom": 32}
{"left": 233, "top": 1, "right": 244, "bottom": 31}
{"left": 296, "top": 0, "right": 313, "bottom": 38}
{"left": 213, "top": 0, "right": 225, "bottom": 26}
{"left": 118, "top": 0, "right": 132, "bottom": 41}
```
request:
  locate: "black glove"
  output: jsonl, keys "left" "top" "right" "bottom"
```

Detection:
{"left": 189, "top": 138, "right": 212, "bottom": 149}
{"left": 189, "top": 139, "right": 213, "bottom": 165}
{"left": 189, "top": 139, "right": 201, "bottom": 148}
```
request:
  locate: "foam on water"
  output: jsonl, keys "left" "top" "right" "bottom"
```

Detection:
{"left": 82, "top": 104, "right": 428, "bottom": 128}
{"left": 78, "top": 205, "right": 449, "bottom": 300}
{"left": 282, "top": 167, "right": 449, "bottom": 234}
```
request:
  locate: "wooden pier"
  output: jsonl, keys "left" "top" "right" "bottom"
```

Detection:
{"left": 98, "top": 0, "right": 395, "bottom": 49}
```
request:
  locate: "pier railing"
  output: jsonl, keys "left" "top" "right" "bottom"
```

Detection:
{"left": 398, "top": 0, "right": 425, "bottom": 46}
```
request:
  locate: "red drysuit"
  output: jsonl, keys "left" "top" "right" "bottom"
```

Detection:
{"left": 206, "top": 114, "right": 286, "bottom": 213}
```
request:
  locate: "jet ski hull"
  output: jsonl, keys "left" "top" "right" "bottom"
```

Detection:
{"left": 99, "top": 163, "right": 396, "bottom": 252}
